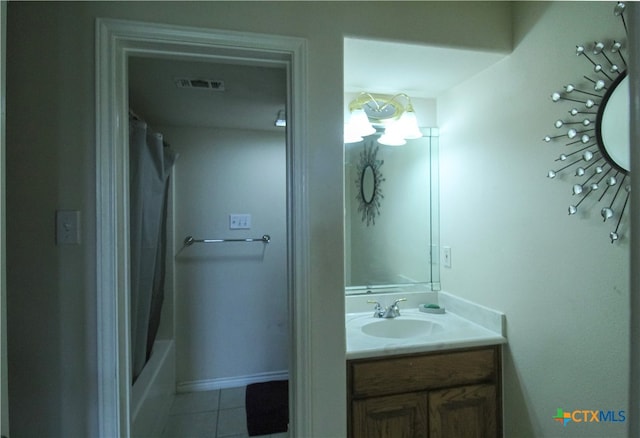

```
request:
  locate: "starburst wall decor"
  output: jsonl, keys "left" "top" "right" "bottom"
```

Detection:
{"left": 355, "top": 140, "right": 385, "bottom": 226}
{"left": 545, "top": 2, "right": 630, "bottom": 243}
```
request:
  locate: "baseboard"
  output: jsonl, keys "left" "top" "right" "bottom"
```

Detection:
{"left": 177, "top": 370, "right": 289, "bottom": 393}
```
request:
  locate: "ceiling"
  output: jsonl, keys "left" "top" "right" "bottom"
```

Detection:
{"left": 128, "top": 38, "right": 507, "bottom": 132}
{"left": 344, "top": 37, "right": 506, "bottom": 98}
{"left": 128, "top": 56, "right": 287, "bottom": 132}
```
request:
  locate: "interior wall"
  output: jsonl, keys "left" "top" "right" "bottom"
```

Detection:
{"left": 163, "top": 125, "right": 288, "bottom": 387}
{"left": 6, "top": 3, "right": 93, "bottom": 436}
{"left": 5, "top": 2, "right": 512, "bottom": 436}
{"left": 438, "top": 2, "right": 629, "bottom": 437}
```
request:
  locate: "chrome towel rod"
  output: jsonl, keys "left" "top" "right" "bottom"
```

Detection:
{"left": 183, "top": 234, "right": 271, "bottom": 247}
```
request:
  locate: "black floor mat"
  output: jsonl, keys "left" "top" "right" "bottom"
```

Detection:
{"left": 245, "top": 380, "right": 289, "bottom": 436}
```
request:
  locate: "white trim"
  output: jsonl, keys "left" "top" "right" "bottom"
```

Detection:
{"left": 130, "top": 340, "right": 174, "bottom": 421}
{"left": 95, "top": 18, "right": 310, "bottom": 438}
{"left": 95, "top": 18, "right": 131, "bottom": 438}
{"left": 177, "top": 370, "right": 289, "bottom": 393}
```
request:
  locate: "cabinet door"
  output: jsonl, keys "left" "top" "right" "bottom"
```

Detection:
{"left": 429, "top": 384, "right": 497, "bottom": 438}
{"left": 353, "top": 392, "right": 428, "bottom": 438}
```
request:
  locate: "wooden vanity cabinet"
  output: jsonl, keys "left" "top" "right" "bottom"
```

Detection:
{"left": 347, "top": 345, "right": 502, "bottom": 438}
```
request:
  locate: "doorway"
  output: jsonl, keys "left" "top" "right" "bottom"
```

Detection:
{"left": 128, "top": 55, "right": 289, "bottom": 436}
{"left": 95, "top": 19, "right": 311, "bottom": 437}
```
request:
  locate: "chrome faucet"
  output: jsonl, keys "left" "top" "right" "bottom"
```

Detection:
{"left": 368, "top": 298, "right": 407, "bottom": 318}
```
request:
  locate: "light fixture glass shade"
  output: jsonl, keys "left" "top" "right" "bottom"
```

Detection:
{"left": 347, "top": 108, "right": 376, "bottom": 137}
{"left": 346, "top": 93, "right": 422, "bottom": 145}
{"left": 378, "top": 123, "right": 406, "bottom": 146}
{"left": 398, "top": 110, "right": 422, "bottom": 139}
{"left": 344, "top": 124, "right": 364, "bottom": 143}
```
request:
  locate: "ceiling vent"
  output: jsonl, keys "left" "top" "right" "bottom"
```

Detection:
{"left": 175, "top": 78, "right": 225, "bottom": 91}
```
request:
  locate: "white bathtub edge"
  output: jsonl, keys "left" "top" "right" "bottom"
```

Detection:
{"left": 131, "top": 339, "right": 176, "bottom": 438}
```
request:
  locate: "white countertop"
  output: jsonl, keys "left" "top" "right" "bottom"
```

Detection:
{"left": 346, "top": 292, "right": 506, "bottom": 360}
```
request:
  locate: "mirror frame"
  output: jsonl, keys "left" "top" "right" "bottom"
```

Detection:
{"left": 354, "top": 142, "right": 385, "bottom": 226}
{"left": 544, "top": 4, "right": 629, "bottom": 242}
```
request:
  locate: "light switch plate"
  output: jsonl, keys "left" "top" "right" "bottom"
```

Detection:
{"left": 443, "top": 246, "right": 452, "bottom": 268}
{"left": 229, "top": 213, "right": 251, "bottom": 229}
{"left": 56, "top": 210, "right": 81, "bottom": 245}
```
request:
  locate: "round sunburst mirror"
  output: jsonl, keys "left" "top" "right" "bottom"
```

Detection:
{"left": 598, "top": 72, "right": 629, "bottom": 173}
{"left": 545, "top": 2, "right": 630, "bottom": 243}
{"left": 355, "top": 140, "right": 385, "bottom": 226}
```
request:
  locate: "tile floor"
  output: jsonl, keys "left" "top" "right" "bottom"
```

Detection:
{"left": 161, "top": 386, "right": 289, "bottom": 438}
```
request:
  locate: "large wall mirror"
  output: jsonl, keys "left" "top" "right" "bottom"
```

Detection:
{"left": 344, "top": 128, "right": 440, "bottom": 294}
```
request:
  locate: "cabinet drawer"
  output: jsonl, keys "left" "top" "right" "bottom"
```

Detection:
{"left": 349, "top": 347, "right": 497, "bottom": 398}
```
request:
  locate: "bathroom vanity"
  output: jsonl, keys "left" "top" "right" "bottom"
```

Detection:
{"left": 343, "top": 115, "right": 505, "bottom": 436}
{"left": 346, "top": 292, "right": 506, "bottom": 438}
{"left": 347, "top": 346, "right": 501, "bottom": 437}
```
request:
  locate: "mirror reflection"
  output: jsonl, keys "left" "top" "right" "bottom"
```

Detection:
{"left": 598, "top": 73, "right": 629, "bottom": 173}
{"left": 361, "top": 165, "right": 376, "bottom": 204}
{"left": 344, "top": 129, "right": 439, "bottom": 293}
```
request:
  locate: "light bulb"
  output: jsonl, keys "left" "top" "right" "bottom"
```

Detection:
{"left": 397, "top": 110, "right": 422, "bottom": 140}
{"left": 378, "top": 123, "right": 406, "bottom": 146}
{"left": 346, "top": 108, "right": 375, "bottom": 138}
{"left": 343, "top": 124, "right": 363, "bottom": 144}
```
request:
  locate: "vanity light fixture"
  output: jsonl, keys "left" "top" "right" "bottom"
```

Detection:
{"left": 274, "top": 109, "right": 286, "bottom": 127}
{"left": 345, "top": 92, "right": 422, "bottom": 145}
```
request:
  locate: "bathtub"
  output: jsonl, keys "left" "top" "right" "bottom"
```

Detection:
{"left": 131, "top": 339, "right": 176, "bottom": 438}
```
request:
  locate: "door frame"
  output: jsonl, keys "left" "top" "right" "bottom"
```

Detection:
{"left": 95, "top": 18, "right": 310, "bottom": 437}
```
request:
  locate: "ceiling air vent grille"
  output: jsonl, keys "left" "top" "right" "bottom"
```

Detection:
{"left": 175, "top": 78, "right": 225, "bottom": 91}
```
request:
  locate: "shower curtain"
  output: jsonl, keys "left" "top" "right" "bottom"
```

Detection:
{"left": 129, "top": 116, "right": 177, "bottom": 383}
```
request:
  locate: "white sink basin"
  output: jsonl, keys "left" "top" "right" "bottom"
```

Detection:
{"left": 361, "top": 318, "right": 443, "bottom": 339}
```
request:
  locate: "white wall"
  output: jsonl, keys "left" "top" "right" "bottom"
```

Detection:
{"left": 438, "top": 2, "right": 629, "bottom": 436}
{"left": 162, "top": 125, "right": 288, "bottom": 387}
{"left": 6, "top": 2, "right": 512, "bottom": 436}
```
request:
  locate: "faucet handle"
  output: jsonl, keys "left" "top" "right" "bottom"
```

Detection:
{"left": 388, "top": 298, "right": 407, "bottom": 318}
{"left": 367, "top": 300, "right": 383, "bottom": 317}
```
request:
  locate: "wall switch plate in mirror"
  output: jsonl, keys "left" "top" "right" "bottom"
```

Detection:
{"left": 229, "top": 213, "right": 251, "bottom": 229}
{"left": 443, "top": 247, "right": 451, "bottom": 269}
{"left": 56, "top": 209, "right": 81, "bottom": 245}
